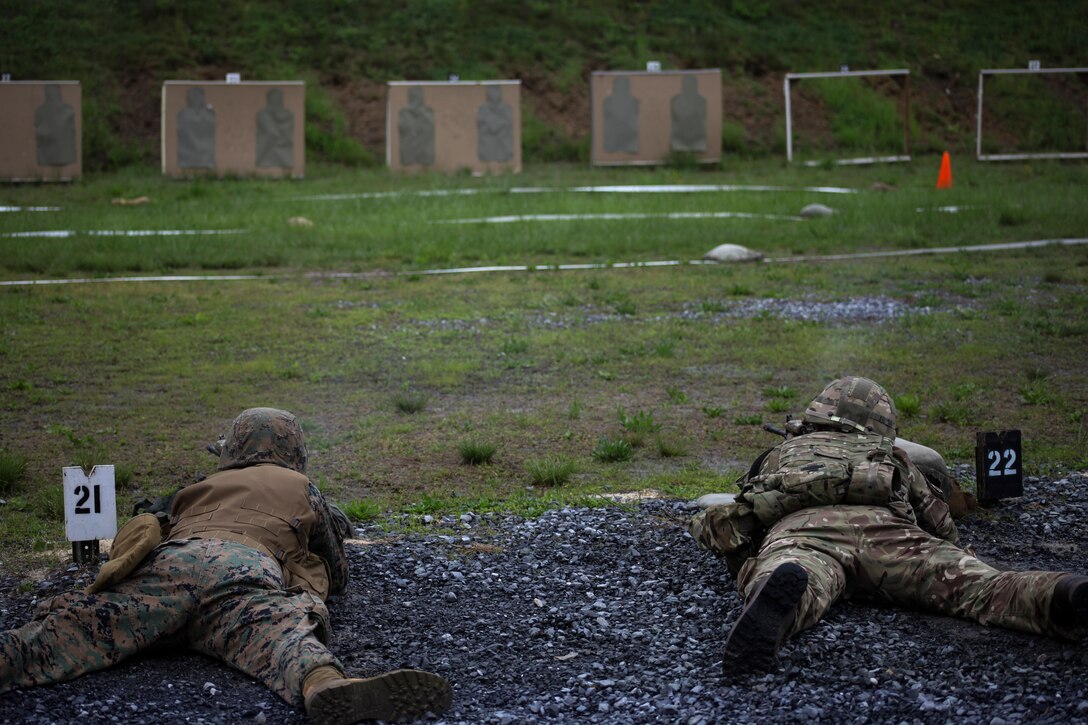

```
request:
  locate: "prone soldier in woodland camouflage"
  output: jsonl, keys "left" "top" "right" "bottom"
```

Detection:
{"left": 690, "top": 377, "right": 1088, "bottom": 672}
{"left": 0, "top": 407, "right": 452, "bottom": 724}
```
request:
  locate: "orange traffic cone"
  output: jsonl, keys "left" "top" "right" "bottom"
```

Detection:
{"left": 936, "top": 151, "right": 953, "bottom": 189}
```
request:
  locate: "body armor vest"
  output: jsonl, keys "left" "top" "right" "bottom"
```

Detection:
{"left": 170, "top": 464, "right": 331, "bottom": 599}
{"left": 744, "top": 430, "right": 915, "bottom": 527}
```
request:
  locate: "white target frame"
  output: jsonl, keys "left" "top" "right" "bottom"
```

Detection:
{"left": 784, "top": 68, "right": 911, "bottom": 165}
{"left": 976, "top": 66, "right": 1088, "bottom": 161}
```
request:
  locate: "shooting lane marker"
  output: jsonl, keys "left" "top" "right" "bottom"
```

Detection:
{"left": 63, "top": 465, "right": 117, "bottom": 565}
{"left": 0, "top": 205, "right": 62, "bottom": 212}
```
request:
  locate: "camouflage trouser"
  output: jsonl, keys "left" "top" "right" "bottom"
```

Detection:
{"left": 0, "top": 539, "right": 341, "bottom": 706}
{"left": 736, "top": 505, "right": 1085, "bottom": 641}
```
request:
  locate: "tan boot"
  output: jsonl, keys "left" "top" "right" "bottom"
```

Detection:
{"left": 303, "top": 666, "right": 452, "bottom": 724}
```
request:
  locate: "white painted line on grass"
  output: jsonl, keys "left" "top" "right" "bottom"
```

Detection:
{"left": 766, "top": 237, "right": 1088, "bottom": 263}
{"left": 566, "top": 184, "right": 859, "bottom": 194}
{"left": 0, "top": 275, "right": 263, "bottom": 287}
{"left": 435, "top": 211, "right": 804, "bottom": 224}
{"left": 915, "top": 206, "right": 974, "bottom": 213}
{"left": 0, "top": 206, "right": 62, "bottom": 212}
{"left": 293, "top": 184, "right": 859, "bottom": 201}
{"left": 1, "top": 229, "right": 248, "bottom": 239}
{"left": 2, "top": 238, "right": 1082, "bottom": 287}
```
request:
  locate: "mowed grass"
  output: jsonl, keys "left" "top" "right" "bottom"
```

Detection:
{"left": 1, "top": 159, "right": 1086, "bottom": 276}
{"left": 0, "top": 159, "right": 1086, "bottom": 575}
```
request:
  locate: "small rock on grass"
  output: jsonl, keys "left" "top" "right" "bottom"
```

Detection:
{"left": 702, "top": 244, "right": 763, "bottom": 263}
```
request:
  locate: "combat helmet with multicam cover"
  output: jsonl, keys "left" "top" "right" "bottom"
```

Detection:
{"left": 218, "top": 407, "right": 308, "bottom": 473}
{"left": 802, "top": 376, "right": 898, "bottom": 439}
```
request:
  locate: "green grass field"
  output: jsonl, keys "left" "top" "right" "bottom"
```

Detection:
{"left": 1, "top": 158, "right": 1086, "bottom": 576}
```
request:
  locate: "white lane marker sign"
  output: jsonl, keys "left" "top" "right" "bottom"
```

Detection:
{"left": 63, "top": 465, "right": 118, "bottom": 563}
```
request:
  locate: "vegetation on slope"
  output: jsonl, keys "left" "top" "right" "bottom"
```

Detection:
{"left": 2, "top": 0, "right": 1085, "bottom": 169}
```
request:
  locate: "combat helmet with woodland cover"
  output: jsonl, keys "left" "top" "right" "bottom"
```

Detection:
{"left": 218, "top": 407, "right": 308, "bottom": 473}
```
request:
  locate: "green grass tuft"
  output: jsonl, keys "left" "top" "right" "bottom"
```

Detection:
{"left": 392, "top": 391, "right": 428, "bottom": 414}
{"left": 592, "top": 437, "right": 633, "bottom": 463}
{"left": 0, "top": 450, "right": 29, "bottom": 495}
{"left": 655, "top": 436, "right": 688, "bottom": 458}
{"left": 617, "top": 407, "right": 661, "bottom": 447}
{"left": 525, "top": 456, "right": 577, "bottom": 487}
{"left": 894, "top": 394, "right": 921, "bottom": 418}
{"left": 458, "top": 440, "right": 497, "bottom": 465}
{"left": 702, "top": 405, "right": 726, "bottom": 419}
{"left": 341, "top": 499, "right": 382, "bottom": 522}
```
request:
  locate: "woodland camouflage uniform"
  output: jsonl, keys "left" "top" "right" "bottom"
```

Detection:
{"left": 0, "top": 408, "right": 451, "bottom": 722}
{"left": 689, "top": 377, "right": 1088, "bottom": 671}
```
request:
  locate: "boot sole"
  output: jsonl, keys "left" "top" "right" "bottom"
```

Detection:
{"left": 307, "top": 669, "right": 453, "bottom": 724}
{"left": 723, "top": 562, "right": 808, "bottom": 674}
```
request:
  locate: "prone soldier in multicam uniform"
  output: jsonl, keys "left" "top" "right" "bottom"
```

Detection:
{"left": 690, "top": 377, "right": 1088, "bottom": 672}
{"left": 0, "top": 407, "right": 452, "bottom": 724}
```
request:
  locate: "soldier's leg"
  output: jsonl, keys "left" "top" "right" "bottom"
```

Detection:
{"left": 185, "top": 543, "right": 341, "bottom": 707}
{"left": 0, "top": 543, "right": 199, "bottom": 692}
{"left": 737, "top": 507, "right": 857, "bottom": 637}
{"left": 854, "top": 509, "right": 1084, "bottom": 639}
{"left": 723, "top": 507, "right": 861, "bottom": 671}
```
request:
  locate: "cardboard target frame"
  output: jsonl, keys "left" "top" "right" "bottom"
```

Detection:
{"left": 0, "top": 80, "right": 82, "bottom": 182}
{"left": 386, "top": 80, "right": 522, "bottom": 174}
{"left": 590, "top": 69, "right": 722, "bottom": 166}
{"left": 161, "top": 80, "right": 306, "bottom": 178}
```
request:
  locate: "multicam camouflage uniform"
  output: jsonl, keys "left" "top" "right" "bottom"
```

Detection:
{"left": 690, "top": 377, "right": 1088, "bottom": 650}
{"left": 0, "top": 408, "right": 351, "bottom": 707}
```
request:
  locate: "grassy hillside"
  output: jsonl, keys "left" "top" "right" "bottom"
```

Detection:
{"left": 2, "top": 0, "right": 1086, "bottom": 170}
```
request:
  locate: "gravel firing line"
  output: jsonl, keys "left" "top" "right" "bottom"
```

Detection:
{"left": 3, "top": 474, "right": 1084, "bottom": 723}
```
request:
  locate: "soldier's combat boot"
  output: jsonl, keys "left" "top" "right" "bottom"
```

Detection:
{"left": 1050, "top": 575, "right": 1088, "bottom": 632}
{"left": 722, "top": 562, "right": 808, "bottom": 674}
{"left": 303, "top": 665, "right": 452, "bottom": 724}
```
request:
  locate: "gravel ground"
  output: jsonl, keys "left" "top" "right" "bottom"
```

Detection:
{"left": 1, "top": 473, "right": 1086, "bottom": 724}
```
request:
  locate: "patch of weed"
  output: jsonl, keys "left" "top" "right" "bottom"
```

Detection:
{"left": 932, "top": 401, "right": 973, "bottom": 426}
{"left": 735, "top": 413, "right": 762, "bottom": 425}
{"left": 592, "top": 437, "right": 633, "bottom": 463}
{"left": 618, "top": 407, "right": 661, "bottom": 447}
{"left": 392, "top": 390, "right": 428, "bottom": 414}
{"left": 702, "top": 405, "right": 726, "bottom": 419}
{"left": 406, "top": 492, "right": 449, "bottom": 515}
{"left": 341, "top": 499, "right": 382, "bottom": 522}
{"left": 0, "top": 450, "right": 29, "bottom": 495}
{"left": 33, "top": 487, "right": 65, "bottom": 521}
{"left": 525, "top": 455, "right": 577, "bottom": 487}
{"left": 894, "top": 394, "right": 921, "bottom": 418}
{"left": 763, "top": 385, "right": 796, "bottom": 399}
{"left": 1025, "top": 366, "right": 1049, "bottom": 382}
{"left": 666, "top": 386, "right": 688, "bottom": 404}
{"left": 458, "top": 440, "right": 497, "bottom": 465}
{"left": 1019, "top": 381, "right": 1055, "bottom": 406}
{"left": 655, "top": 436, "right": 687, "bottom": 458}
{"left": 502, "top": 338, "right": 529, "bottom": 355}
{"left": 766, "top": 399, "right": 792, "bottom": 414}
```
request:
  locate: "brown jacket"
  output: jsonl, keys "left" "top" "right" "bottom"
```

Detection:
{"left": 169, "top": 464, "right": 333, "bottom": 599}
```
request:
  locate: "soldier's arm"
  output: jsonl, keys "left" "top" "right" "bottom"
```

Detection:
{"left": 307, "top": 482, "right": 350, "bottom": 596}
{"left": 900, "top": 457, "right": 959, "bottom": 544}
